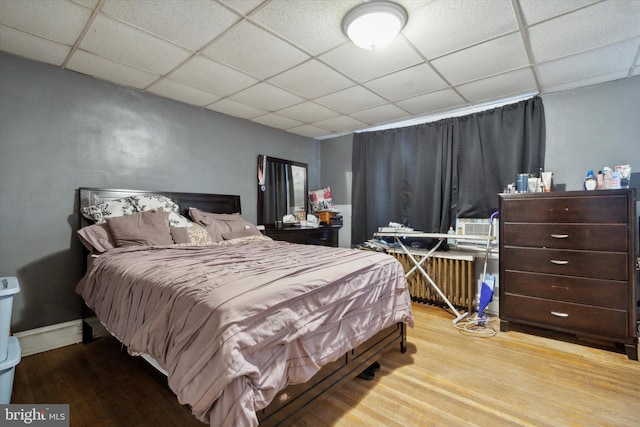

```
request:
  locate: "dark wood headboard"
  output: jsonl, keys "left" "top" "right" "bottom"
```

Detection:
{"left": 78, "top": 187, "right": 241, "bottom": 228}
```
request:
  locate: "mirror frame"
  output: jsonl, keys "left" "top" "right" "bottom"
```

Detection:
{"left": 257, "top": 155, "right": 308, "bottom": 225}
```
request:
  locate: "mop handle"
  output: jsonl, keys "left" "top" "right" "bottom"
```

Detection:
{"left": 482, "top": 211, "right": 499, "bottom": 278}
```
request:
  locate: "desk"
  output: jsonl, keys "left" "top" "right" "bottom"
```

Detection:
{"left": 375, "top": 232, "right": 493, "bottom": 323}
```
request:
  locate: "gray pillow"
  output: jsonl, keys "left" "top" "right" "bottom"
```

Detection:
{"left": 77, "top": 223, "right": 115, "bottom": 253}
{"left": 106, "top": 208, "right": 173, "bottom": 247}
{"left": 189, "top": 208, "right": 261, "bottom": 242}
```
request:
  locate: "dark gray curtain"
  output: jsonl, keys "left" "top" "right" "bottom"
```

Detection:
{"left": 352, "top": 96, "right": 545, "bottom": 246}
{"left": 263, "top": 162, "right": 293, "bottom": 223}
{"left": 456, "top": 97, "right": 546, "bottom": 217}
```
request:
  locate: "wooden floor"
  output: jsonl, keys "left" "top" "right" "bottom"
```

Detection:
{"left": 11, "top": 303, "right": 640, "bottom": 426}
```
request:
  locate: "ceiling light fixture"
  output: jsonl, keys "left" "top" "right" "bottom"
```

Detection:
{"left": 342, "top": 1, "right": 408, "bottom": 50}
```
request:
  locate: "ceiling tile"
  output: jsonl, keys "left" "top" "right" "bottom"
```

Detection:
{"left": 169, "top": 55, "right": 258, "bottom": 96}
{"left": 101, "top": 0, "right": 240, "bottom": 50}
{"left": 319, "top": 37, "right": 423, "bottom": 82}
{"left": 80, "top": 14, "right": 191, "bottom": 75}
{"left": 537, "top": 38, "right": 639, "bottom": 89}
{"left": 219, "top": 0, "right": 265, "bottom": 16}
{"left": 315, "top": 86, "right": 387, "bottom": 114}
{"left": 147, "top": 79, "right": 221, "bottom": 107}
{"left": 518, "top": 0, "right": 600, "bottom": 26}
{"left": 455, "top": 68, "right": 537, "bottom": 104}
{"left": 230, "top": 82, "right": 304, "bottom": 111}
{"left": 206, "top": 98, "right": 267, "bottom": 119}
{"left": 349, "top": 104, "right": 411, "bottom": 125}
{"left": 528, "top": 1, "right": 640, "bottom": 63}
{"left": 542, "top": 70, "right": 630, "bottom": 94}
{"left": 395, "top": 89, "right": 467, "bottom": 116}
{"left": 73, "top": 0, "right": 100, "bottom": 8}
{"left": 268, "top": 59, "right": 354, "bottom": 98}
{"left": 287, "top": 124, "right": 330, "bottom": 139}
{"left": 276, "top": 101, "right": 339, "bottom": 123}
{"left": 201, "top": 21, "right": 309, "bottom": 79}
{"left": 312, "top": 115, "right": 367, "bottom": 133}
{"left": 251, "top": 113, "right": 303, "bottom": 130}
{"left": 432, "top": 33, "right": 529, "bottom": 85}
{"left": 364, "top": 63, "right": 448, "bottom": 101}
{"left": 250, "top": 0, "right": 359, "bottom": 55}
{"left": 403, "top": 0, "right": 519, "bottom": 59}
{"left": 0, "top": 25, "right": 70, "bottom": 66}
{"left": 0, "top": 0, "right": 91, "bottom": 45}
{"left": 2, "top": 0, "right": 640, "bottom": 140}
{"left": 66, "top": 50, "right": 159, "bottom": 89}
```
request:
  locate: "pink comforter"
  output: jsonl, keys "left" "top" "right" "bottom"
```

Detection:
{"left": 76, "top": 236, "right": 413, "bottom": 426}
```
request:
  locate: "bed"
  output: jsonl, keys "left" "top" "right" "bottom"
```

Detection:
{"left": 75, "top": 187, "right": 413, "bottom": 426}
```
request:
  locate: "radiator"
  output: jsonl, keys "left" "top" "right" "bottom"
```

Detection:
{"left": 388, "top": 250, "right": 475, "bottom": 313}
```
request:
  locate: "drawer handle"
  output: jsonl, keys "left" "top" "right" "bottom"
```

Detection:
{"left": 550, "top": 234, "right": 569, "bottom": 239}
{"left": 551, "top": 285, "right": 569, "bottom": 290}
{"left": 550, "top": 260, "right": 569, "bottom": 265}
{"left": 551, "top": 311, "right": 569, "bottom": 318}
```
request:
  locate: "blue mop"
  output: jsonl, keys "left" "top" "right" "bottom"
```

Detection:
{"left": 477, "top": 211, "right": 499, "bottom": 326}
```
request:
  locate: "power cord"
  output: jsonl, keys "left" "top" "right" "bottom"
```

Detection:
{"left": 454, "top": 314, "right": 497, "bottom": 337}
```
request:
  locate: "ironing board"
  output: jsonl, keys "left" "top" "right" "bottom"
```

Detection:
{"left": 374, "top": 231, "right": 494, "bottom": 324}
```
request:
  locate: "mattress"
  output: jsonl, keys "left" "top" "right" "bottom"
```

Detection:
{"left": 76, "top": 236, "right": 413, "bottom": 426}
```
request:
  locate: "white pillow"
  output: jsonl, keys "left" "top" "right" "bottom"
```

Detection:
{"left": 81, "top": 194, "right": 192, "bottom": 227}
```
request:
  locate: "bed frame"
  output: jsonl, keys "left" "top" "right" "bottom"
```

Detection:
{"left": 77, "top": 187, "right": 407, "bottom": 426}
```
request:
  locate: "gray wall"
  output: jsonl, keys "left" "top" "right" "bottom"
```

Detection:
{"left": 320, "top": 133, "right": 353, "bottom": 205}
{"left": 320, "top": 75, "right": 640, "bottom": 247}
{"left": 543, "top": 76, "right": 640, "bottom": 191}
{"left": 0, "top": 52, "right": 320, "bottom": 332}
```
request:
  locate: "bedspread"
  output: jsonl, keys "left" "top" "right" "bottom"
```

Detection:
{"left": 76, "top": 236, "right": 413, "bottom": 426}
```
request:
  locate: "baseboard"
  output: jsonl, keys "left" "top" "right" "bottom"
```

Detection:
{"left": 13, "top": 318, "right": 107, "bottom": 357}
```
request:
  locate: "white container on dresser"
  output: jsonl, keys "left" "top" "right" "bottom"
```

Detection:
{"left": 498, "top": 189, "right": 637, "bottom": 360}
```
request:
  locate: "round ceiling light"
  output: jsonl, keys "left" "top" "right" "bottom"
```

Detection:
{"left": 342, "top": 1, "right": 408, "bottom": 50}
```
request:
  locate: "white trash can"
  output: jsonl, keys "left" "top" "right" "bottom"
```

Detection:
{"left": 1, "top": 276, "right": 20, "bottom": 361}
{"left": 0, "top": 336, "right": 21, "bottom": 403}
{"left": 0, "top": 276, "right": 21, "bottom": 404}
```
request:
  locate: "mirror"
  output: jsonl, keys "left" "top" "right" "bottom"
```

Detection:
{"left": 257, "top": 155, "right": 308, "bottom": 225}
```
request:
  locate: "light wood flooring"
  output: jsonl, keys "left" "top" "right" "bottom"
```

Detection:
{"left": 11, "top": 303, "right": 640, "bottom": 426}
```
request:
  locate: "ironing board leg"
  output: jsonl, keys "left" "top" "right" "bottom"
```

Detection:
{"left": 396, "top": 237, "right": 468, "bottom": 324}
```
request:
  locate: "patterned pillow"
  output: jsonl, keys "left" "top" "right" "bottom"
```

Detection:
{"left": 81, "top": 194, "right": 192, "bottom": 228}
{"left": 170, "top": 223, "right": 214, "bottom": 246}
{"left": 308, "top": 186, "right": 335, "bottom": 212}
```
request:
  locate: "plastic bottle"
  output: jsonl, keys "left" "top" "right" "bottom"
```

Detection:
{"left": 447, "top": 226, "right": 456, "bottom": 247}
{"left": 603, "top": 167, "right": 612, "bottom": 189}
{"left": 596, "top": 171, "right": 604, "bottom": 189}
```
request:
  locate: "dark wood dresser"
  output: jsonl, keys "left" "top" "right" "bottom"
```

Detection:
{"left": 263, "top": 225, "right": 341, "bottom": 247}
{"left": 499, "top": 189, "right": 637, "bottom": 360}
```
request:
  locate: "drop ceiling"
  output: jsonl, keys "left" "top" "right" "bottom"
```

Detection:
{"left": 1, "top": 0, "right": 639, "bottom": 139}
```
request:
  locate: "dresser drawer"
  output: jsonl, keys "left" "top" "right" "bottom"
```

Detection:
{"left": 501, "top": 195, "right": 628, "bottom": 223}
{"left": 503, "top": 247, "right": 628, "bottom": 281}
{"left": 503, "top": 270, "right": 628, "bottom": 309}
{"left": 303, "top": 229, "right": 338, "bottom": 246}
{"left": 502, "top": 223, "right": 628, "bottom": 251}
{"left": 264, "top": 227, "right": 339, "bottom": 247}
{"left": 502, "top": 295, "right": 628, "bottom": 337}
